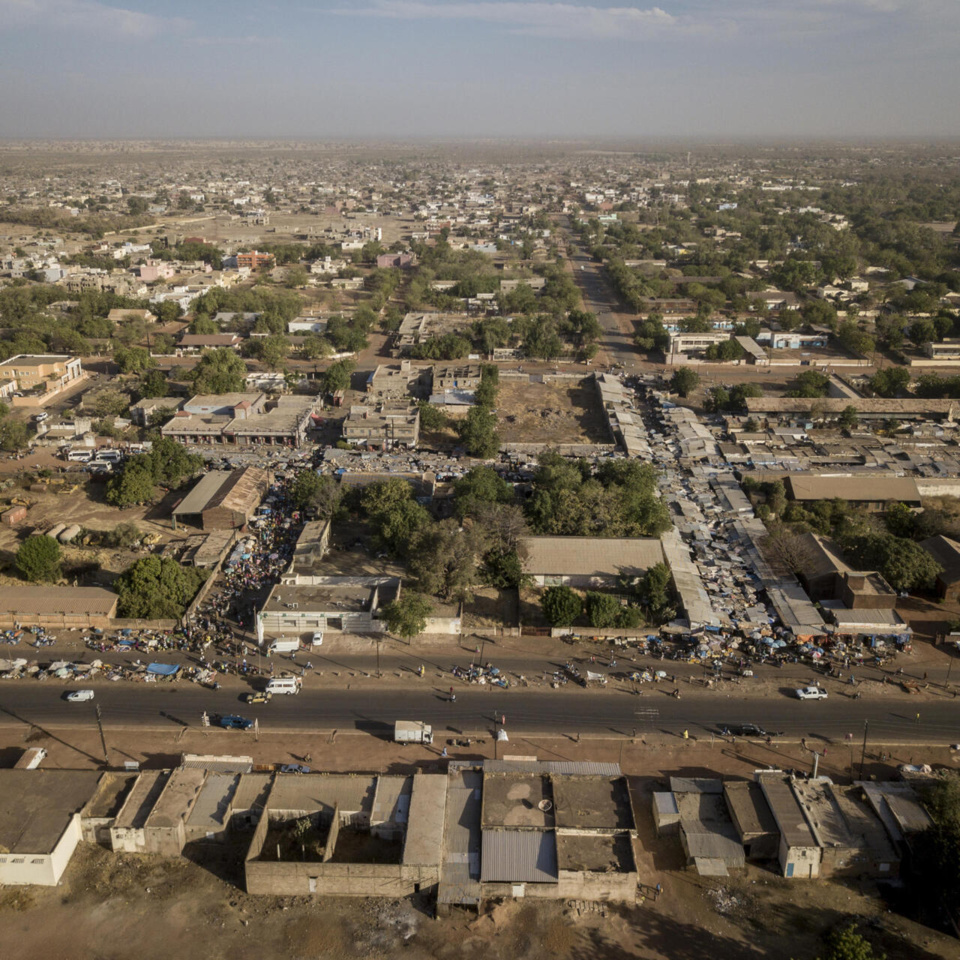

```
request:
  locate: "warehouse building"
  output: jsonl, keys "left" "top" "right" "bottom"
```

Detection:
{"left": 172, "top": 467, "right": 271, "bottom": 531}
{"left": 521, "top": 536, "right": 664, "bottom": 588}
{"left": 0, "top": 586, "right": 118, "bottom": 630}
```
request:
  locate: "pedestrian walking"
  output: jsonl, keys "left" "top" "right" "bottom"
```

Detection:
{"left": 441, "top": 747, "right": 448, "bottom": 758}
{"left": 500, "top": 714, "right": 505, "bottom": 726}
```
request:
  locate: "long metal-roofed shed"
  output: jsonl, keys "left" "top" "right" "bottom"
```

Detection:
{"left": 786, "top": 474, "right": 921, "bottom": 510}
{"left": 0, "top": 770, "right": 102, "bottom": 886}
{"left": 172, "top": 466, "right": 271, "bottom": 531}
{"left": 521, "top": 536, "right": 664, "bottom": 588}
{"left": 723, "top": 781, "right": 780, "bottom": 861}
{"left": 745, "top": 397, "right": 960, "bottom": 421}
{"left": 0, "top": 585, "right": 118, "bottom": 629}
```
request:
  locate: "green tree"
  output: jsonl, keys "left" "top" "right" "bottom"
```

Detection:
{"left": 417, "top": 401, "right": 449, "bottom": 433}
{"left": 454, "top": 465, "right": 513, "bottom": 518}
{"left": 669, "top": 366, "right": 700, "bottom": 398}
{"left": 634, "top": 561, "right": 677, "bottom": 624}
{"left": 816, "top": 924, "right": 885, "bottom": 960}
{"left": 290, "top": 470, "right": 337, "bottom": 512}
{"left": 788, "top": 370, "right": 831, "bottom": 398}
{"left": 114, "top": 556, "right": 208, "bottom": 619}
{"left": 105, "top": 459, "right": 157, "bottom": 507}
{"left": 837, "top": 405, "right": 859, "bottom": 429}
{"left": 0, "top": 419, "right": 29, "bottom": 452}
{"left": 137, "top": 368, "right": 169, "bottom": 399}
{"left": 191, "top": 348, "right": 246, "bottom": 394}
{"left": 843, "top": 532, "right": 942, "bottom": 591}
{"left": 381, "top": 593, "right": 433, "bottom": 638}
{"left": 323, "top": 359, "right": 355, "bottom": 394}
{"left": 870, "top": 367, "right": 910, "bottom": 398}
{"left": 540, "top": 585, "right": 582, "bottom": 627}
{"left": 300, "top": 335, "right": 331, "bottom": 361}
{"left": 147, "top": 438, "right": 203, "bottom": 487}
{"left": 114, "top": 345, "right": 154, "bottom": 374}
{"left": 481, "top": 548, "right": 528, "bottom": 590}
{"left": 457, "top": 405, "right": 500, "bottom": 458}
{"left": 585, "top": 591, "right": 622, "bottom": 628}
{"left": 15, "top": 535, "right": 61, "bottom": 582}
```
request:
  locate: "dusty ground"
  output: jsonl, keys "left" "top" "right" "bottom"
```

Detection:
{"left": 1, "top": 729, "right": 958, "bottom": 960}
{"left": 0, "top": 480, "right": 186, "bottom": 586}
{"left": 496, "top": 379, "right": 608, "bottom": 445}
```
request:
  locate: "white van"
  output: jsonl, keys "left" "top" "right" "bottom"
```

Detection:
{"left": 265, "top": 677, "right": 302, "bottom": 696}
{"left": 95, "top": 450, "right": 123, "bottom": 463}
{"left": 268, "top": 638, "right": 301, "bottom": 655}
{"left": 310, "top": 631, "right": 324, "bottom": 647}
{"left": 68, "top": 450, "right": 93, "bottom": 462}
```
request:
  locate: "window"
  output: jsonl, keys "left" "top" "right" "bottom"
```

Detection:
{"left": 31, "top": 858, "right": 44, "bottom": 864}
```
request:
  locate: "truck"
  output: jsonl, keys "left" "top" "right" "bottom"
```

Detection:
{"left": 267, "top": 638, "right": 300, "bottom": 655}
{"left": 795, "top": 685, "right": 828, "bottom": 700}
{"left": 394, "top": 721, "right": 433, "bottom": 745}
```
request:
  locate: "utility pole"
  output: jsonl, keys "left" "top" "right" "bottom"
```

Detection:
{"left": 858, "top": 720, "right": 869, "bottom": 780}
{"left": 95, "top": 704, "right": 108, "bottom": 765}
{"left": 376, "top": 635, "right": 381, "bottom": 679}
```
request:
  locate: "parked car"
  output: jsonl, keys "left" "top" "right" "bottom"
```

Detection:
{"left": 243, "top": 691, "right": 272, "bottom": 704}
{"left": 66, "top": 689, "right": 95, "bottom": 702}
{"left": 280, "top": 764, "right": 311, "bottom": 774}
{"left": 34, "top": 412, "right": 49, "bottom": 423}
{"left": 724, "top": 723, "right": 775, "bottom": 738}
{"left": 218, "top": 714, "right": 254, "bottom": 730}
{"left": 795, "top": 685, "right": 828, "bottom": 700}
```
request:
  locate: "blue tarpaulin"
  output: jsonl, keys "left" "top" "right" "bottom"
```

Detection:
{"left": 146, "top": 663, "right": 180, "bottom": 676}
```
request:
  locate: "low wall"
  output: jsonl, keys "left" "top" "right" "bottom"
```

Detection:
{"left": 245, "top": 859, "right": 427, "bottom": 897}
{"left": 500, "top": 442, "right": 616, "bottom": 457}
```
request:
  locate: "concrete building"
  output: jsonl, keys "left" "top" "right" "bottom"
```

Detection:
{"left": 0, "top": 770, "right": 102, "bottom": 886}
{"left": 163, "top": 394, "right": 318, "bottom": 448}
{"left": 0, "top": 586, "right": 118, "bottom": 630}
{"left": 257, "top": 577, "right": 402, "bottom": 638}
{"left": 431, "top": 362, "right": 483, "bottom": 394}
{"left": 439, "top": 759, "right": 638, "bottom": 908}
{"left": 666, "top": 331, "right": 731, "bottom": 360}
{"left": 723, "top": 781, "right": 779, "bottom": 862}
{"left": 280, "top": 520, "right": 332, "bottom": 582}
{"left": 520, "top": 536, "right": 664, "bottom": 588}
{"left": 110, "top": 770, "right": 171, "bottom": 854}
{"left": 342, "top": 403, "right": 420, "bottom": 449}
{"left": 244, "top": 773, "right": 446, "bottom": 899}
{"left": 142, "top": 768, "right": 207, "bottom": 857}
{"left": 0, "top": 354, "right": 84, "bottom": 407}
{"left": 396, "top": 312, "right": 472, "bottom": 354}
{"left": 172, "top": 467, "right": 271, "bottom": 531}
{"left": 671, "top": 778, "right": 746, "bottom": 877}
{"left": 791, "top": 779, "right": 899, "bottom": 880}
{"left": 177, "top": 333, "right": 243, "bottom": 353}
{"left": 366, "top": 360, "right": 429, "bottom": 400}
{"left": 924, "top": 339, "right": 960, "bottom": 360}
{"left": 129, "top": 396, "right": 184, "bottom": 426}
{"left": 759, "top": 775, "right": 821, "bottom": 879}
{"left": 235, "top": 251, "right": 275, "bottom": 272}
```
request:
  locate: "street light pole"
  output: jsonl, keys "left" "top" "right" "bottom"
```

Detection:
{"left": 376, "top": 636, "right": 381, "bottom": 679}
{"left": 858, "top": 720, "right": 869, "bottom": 780}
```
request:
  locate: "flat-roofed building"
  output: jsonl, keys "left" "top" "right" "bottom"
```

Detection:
{"left": 342, "top": 403, "right": 420, "bottom": 449}
{"left": 0, "top": 770, "right": 103, "bottom": 886}
{"left": 366, "top": 360, "right": 429, "bottom": 400}
{"left": 0, "top": 354, "right": 84, "bottom": 407}
{"left": 723, "top": 781, "right": 779, "bottom": 861}
{"left": 163, "top": 394, "right": 317, "bottom": 448}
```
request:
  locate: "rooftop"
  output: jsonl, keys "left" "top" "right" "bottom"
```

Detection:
{"left": 521, "top": 536, "right": 664, "bottom": 578}
{"left": 0, "top": 586, "right": 118, "bottom": 618}
{"left": 552, "top": 777, "right": 634, "bottom": 831}
{"left": 0, "top": 770, "right": 102, "bottom": 853}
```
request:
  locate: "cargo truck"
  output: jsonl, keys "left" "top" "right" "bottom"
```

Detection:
{"left": 394, "top": 720, "right": 433, "bottom": 745}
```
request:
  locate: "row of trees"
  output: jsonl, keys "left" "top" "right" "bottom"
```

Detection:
{"left": 105, "top": 438, "right": 203, "bottom": 508}
{"left": 539, "top": 562, "right": 676, "bottom": 628}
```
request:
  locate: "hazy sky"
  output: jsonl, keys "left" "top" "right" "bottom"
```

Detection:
{"left": 1, "top": 0, "right": 958, "bottom": 139}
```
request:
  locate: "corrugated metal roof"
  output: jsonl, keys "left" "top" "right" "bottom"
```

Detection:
{"left": 521, "top": 536, "right": 664, "bottom": 578}
{"left": 788, "top": 474, "right": 921, "bottom": 503}
{"left": 0, "top": 586, "right": 118, "bottom": 617}
{"left": 173, "top": 471, "right": 232, "bottom": 516}
{"left": 481, "top": 760, "right": 621, "bottom": 777}
{"left": 480, "top": 829, "right": 558, "bottom": 883}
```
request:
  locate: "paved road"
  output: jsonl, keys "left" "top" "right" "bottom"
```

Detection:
{"left": 2, "top": 684, "right": 956, "bottom": 744}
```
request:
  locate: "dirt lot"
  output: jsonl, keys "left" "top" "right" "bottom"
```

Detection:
{"left": 0, "top": 480, "right": 187, "bottom": 586}
{"left": 1, "top": 728, "right": 958, "bottom": 960}
{"left": 496, "top": 379, "right": 609, "bottom": 445}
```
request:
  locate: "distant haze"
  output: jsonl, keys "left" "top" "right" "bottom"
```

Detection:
{"left": 0, "top": 0, "right": 958, "bottom": 139}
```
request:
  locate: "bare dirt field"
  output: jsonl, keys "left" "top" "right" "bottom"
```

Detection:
{"left": 497, "top": 379, "right": 609, "bottom": 445}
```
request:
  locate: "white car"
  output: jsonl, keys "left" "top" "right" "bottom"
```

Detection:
{"left": 34, "top": 412, "right": 49, "bottom": 423}
{"left": 795, "top": 686, "right": 828, "bottom": 700}
{"left": 66, "top": 689, "right": 95, "bottom": 702}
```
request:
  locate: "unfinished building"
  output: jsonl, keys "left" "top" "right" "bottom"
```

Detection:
{"left": 244, "top": 773, "right": 447, "bottom": 898}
